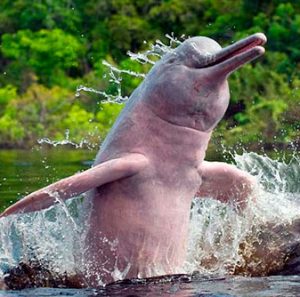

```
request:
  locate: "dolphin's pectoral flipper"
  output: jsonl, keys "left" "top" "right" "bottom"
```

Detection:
{"left": 197, "top": 161, "right": 257, "bottom": 209}
{"left": 0, "top": 153, "right": 148, "bottom": 218}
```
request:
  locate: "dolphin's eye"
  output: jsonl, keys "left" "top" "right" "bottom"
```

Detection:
{"left": 168, "top": 58, "right": 176, "bottom": 64}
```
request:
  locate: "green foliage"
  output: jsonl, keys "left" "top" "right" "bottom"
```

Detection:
{"left": 96, "top": 103, "right": 124, "bottom": 136}
{"left": 0, "top": 0, "right": 299, "bottom": 151}
{"left": 0, "top": 0, "right": 82, "bottom": 33}
{"left": 1, "top": 29, "right": 84, "bottom": 87}
{"left": 0, "top": 114, "right": 25, "bottom": 145}
{"left": 214, "top": 60, "right": 298, "bottom": 149}
{"left": 0, "top": 85, "right": 17, "bottom": 112}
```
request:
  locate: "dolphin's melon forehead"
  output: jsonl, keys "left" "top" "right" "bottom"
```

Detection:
{"left": 176, "top": 36, "right": 222, "bottom": 56}
{"left": 172, "top": 36, "right": 222, "bottom": 68}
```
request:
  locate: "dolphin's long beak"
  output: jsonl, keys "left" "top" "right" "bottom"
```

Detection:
{"left": 208, "top": 33, "right": 267, "bottom": 76}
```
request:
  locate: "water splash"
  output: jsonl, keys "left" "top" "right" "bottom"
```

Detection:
{"left": 76, "top": 34, "right": 184, "bottom": 104}
{"left": 75, "top": 85, "right": 128, "bottom": 104}
{"left": 1, "top": 152, "right": 300, "bottom": 285}
{"left": 0, "top": 192, "right": 91, "bottom": 285}
{"left": 186, "top": 152, "right": 300, "bottom": 277}
{"left": 38, "top": 129, "right": 97, "bottom": 150}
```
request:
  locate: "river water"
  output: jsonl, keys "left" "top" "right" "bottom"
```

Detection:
{"left": 0, "top": 149, "right": 300, "bottom": 296}
{"left": 0, "top": 149, "right": 94, "bottom": 213}
{"left": 0, "top": 274, "right": 300, "bottom": 296}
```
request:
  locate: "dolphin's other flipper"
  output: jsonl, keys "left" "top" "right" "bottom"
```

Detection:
{"left": 197, "top": 161, "right": 257, "bottom": 209}
{"left": 0, "top": 153, "right": 148, "bottom": 217}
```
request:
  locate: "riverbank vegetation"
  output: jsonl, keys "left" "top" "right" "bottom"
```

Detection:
{"left": 0, "top": 0, "right": 299, "bottom": 152}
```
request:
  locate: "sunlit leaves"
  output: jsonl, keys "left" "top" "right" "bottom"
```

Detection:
{"left": 1, "top": 29, "right": 83, "bottom": 86}
{"left": 0, "top": 85, "right": 17, "bottom": 111}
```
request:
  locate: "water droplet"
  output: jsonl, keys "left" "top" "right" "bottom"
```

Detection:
{"left": 75, "top": 92, "right": 80, "bottom": 97}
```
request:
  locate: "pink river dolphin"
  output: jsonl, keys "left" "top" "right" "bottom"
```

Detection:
{"left": 0, "top": 33, "right": 266, "bottom": 288}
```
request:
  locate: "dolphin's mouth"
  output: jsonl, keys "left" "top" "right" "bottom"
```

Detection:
{"left": 205, "top": 33, "right": 267, "bottom": 74}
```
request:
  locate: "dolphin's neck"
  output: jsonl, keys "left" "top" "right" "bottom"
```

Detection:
{"left": 96, "top": 100, "right": 211, "bottom": 167}
{"left": 141, "top": 102, "right": 212, "bottom": 156}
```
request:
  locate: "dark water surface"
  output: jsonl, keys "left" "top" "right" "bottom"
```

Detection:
{"left": 0, "top": 149, "right": 94, "bottom": 212}
{"left": 1, "top": 275, "right": 300, "bottom": 296}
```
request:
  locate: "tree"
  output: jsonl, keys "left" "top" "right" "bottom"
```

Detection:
{"left": 1, "top": 29, "right": 84, "bottom": 88}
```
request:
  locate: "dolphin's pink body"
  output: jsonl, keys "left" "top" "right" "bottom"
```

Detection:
{"left": 83, "top": 33, "right": 266, "bottom": 285}
{"left": 85, "top": 103, "right": 211, "bottom": 284}
{"left": 1, "top": 33, "right": 266, "bottom": 287}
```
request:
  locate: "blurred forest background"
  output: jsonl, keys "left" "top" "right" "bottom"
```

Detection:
{"left": 0, "top": 0, "right": 299, "bottom": 153}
